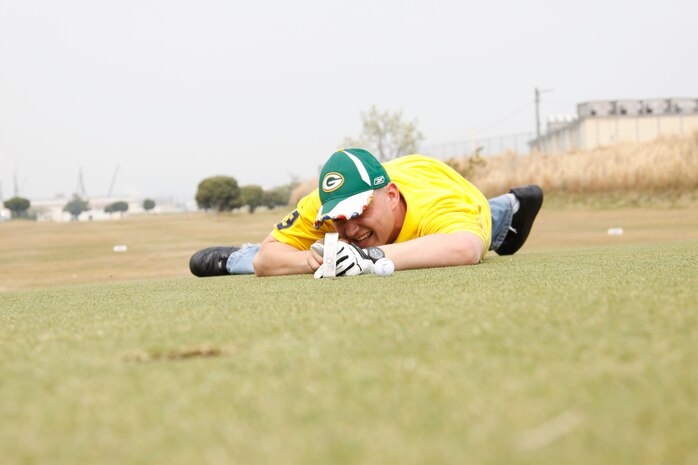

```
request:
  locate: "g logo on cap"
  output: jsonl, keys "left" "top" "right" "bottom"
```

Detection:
{"left": 322, "top": 172, "right": 344, "bottom": 192}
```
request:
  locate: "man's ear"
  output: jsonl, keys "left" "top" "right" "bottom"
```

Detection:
{"left": 386, "top": 182, "right": 401, "bottom": 208}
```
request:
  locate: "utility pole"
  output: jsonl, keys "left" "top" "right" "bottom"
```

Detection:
{"left": 534, "top": 87, "right": 553, "bottom": 152}
{"left": 535, "top": 87, "right": 542, "bottom": 143}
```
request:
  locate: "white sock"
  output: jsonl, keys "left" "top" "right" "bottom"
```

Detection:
{"left": 506, "top": 193, "right": 520, "bottom": 214}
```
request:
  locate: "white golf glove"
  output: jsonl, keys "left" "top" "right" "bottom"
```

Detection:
{"left": 335, "top": 242, "right": 375, "bottom": 276}
{"left": 311, "top": 242, "right": 378, "bottom": 278}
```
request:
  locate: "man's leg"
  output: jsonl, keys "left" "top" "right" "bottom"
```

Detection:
{"left": 225, "top": 244, "right": 260, "bottom": 274}
{"left": 488, "top": 194, "right": 515, "bottom": 251}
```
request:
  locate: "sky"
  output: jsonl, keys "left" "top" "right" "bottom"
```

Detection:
{"left": 1, "top": 0, "right": 696, "bottom": 201}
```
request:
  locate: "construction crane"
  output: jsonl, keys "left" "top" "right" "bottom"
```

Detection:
{"left": 76, "top": 167, "right": 87, "bottom": 198}
{"left": 107, "top": 165, "right": 120, "bottom": 198}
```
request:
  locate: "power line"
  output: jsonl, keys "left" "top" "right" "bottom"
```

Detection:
{"left": 479, "top": 100, "right": 534, "bottom": 133}
{"left": 542, "top": 99, "right": 577, "bottom": 107}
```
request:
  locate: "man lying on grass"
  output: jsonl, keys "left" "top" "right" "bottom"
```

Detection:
{"left": 189, "top": 148, "right": 543, "bottom": 278}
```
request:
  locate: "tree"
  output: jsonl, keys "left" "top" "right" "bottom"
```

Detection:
{"left": 142, "top": 198, "right": 156, "bottom": 213}
{"left": 262, "top": 177, "right": 300, "bottom": 209}
{"left": 343, "top": 105, "right": 425, "bottom": 162}
{"left": 262, "top": 177, "right": 300, "bottom": 208}
{"left": 63, "top": 195, "right": 90, "bottom": 221}
{"left": 240, "top": 185, "right": 264, "bottom": 213}
{"left": 4, "top": 196, "right": 31, "bottom": 219}
{"left": 104, "top": 201, "right": 129, "bottom": 217}
{"left": 262, "top": 187, "right": 290, "bottom": 209}
{"left": 195, "top": 176, "right": 241, "bottom": 213}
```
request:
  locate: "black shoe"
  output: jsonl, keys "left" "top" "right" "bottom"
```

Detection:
{"left": 496, "top": 185, "right": 543, "bottom": 256}
{"left": 189, "top": 246, "right": 240, "bottom": 277}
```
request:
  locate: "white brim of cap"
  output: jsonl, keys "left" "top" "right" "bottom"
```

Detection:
{"left": 315, "top": 190, "right": 374, "bottom": 226}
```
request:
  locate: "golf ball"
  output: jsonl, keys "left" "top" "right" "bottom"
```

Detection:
{"left": 374, "top": 258, "right": 394, "bottom": 277}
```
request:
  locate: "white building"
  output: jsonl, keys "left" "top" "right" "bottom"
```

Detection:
{"left": 30, "top": 196, "right": 146, "bottom": 222}
{"left": 29, "top": 196, "right": 196, "bottom": 222}
{"left": 530, "top": 97, "right": 698, "bottom": 153}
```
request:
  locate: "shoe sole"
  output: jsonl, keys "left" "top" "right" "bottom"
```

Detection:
{"left": 496, "top": 185, "right": 543, "bottom": 255}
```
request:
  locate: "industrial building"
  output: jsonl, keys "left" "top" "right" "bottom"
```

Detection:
{"left": 530, "top": 97, "right": 698, "bottom": 153}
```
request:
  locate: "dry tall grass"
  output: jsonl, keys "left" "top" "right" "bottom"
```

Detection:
{"left": 288, "top": 132, "right": 698, "bottom": 202}
{"left": 289, "top": 177, "right": 319, "bottom": 206}
{"left": 467, "top": 131, "right": 698, "bottom": 197}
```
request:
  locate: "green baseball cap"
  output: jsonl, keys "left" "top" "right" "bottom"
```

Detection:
{"left": 314, "top": 148, "right": 391, "bottom": 228}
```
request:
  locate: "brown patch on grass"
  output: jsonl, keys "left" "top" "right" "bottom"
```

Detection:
{"left": 124, "top": 346, "right": 223, "bottom": 362}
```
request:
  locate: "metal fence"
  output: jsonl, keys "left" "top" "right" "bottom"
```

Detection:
{"left": 421, "top": 131, "right": 535, "bottom": 160}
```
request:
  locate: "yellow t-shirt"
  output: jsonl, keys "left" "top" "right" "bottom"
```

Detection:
{"left": 271, "top": 154, "right": 491, "bottom": 256}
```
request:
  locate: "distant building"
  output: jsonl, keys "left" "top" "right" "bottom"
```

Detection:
{"left": 31, "top": 196, "right": 145, "bottom": 222}
{"left": 530, "top": 97, "right": 698, "bottom": 153}
{"left": 27, "top": 196, "right": 194, "bottom": 222}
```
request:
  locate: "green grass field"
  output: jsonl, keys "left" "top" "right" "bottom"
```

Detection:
{"left": 1, "top": 205, "right": 698, "bottom": 465}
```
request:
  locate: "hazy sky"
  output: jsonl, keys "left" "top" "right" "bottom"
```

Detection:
{"left": 1, "top": 0, "right": 695, "bottom": 201}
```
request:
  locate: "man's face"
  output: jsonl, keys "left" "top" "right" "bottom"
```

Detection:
{"left": 332, "top": 184, "right": 400, "bottom": 248}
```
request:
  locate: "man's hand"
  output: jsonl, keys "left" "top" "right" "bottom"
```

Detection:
{"left": 335, "top": 242, "right": 374, "bottom": 276}
{"left": 312, "top": 242, "right": 378, "bottom": 278}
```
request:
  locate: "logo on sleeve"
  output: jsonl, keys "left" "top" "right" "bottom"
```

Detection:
{"left": 322, "top": 172, "right": 344, "bottom": 192}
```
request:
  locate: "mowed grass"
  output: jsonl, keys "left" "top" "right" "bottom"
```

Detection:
{"left": 0, "top": 210, "right": 277, "bottom": 291}
{"left": 1, "top": 205, "right": 698, "bottom": 465}
{"left": 2, "top": 203, "right": 698, "bottom": 291}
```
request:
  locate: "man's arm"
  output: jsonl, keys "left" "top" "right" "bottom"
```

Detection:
{"left": 253, "top": 234, "right": 322, "bottom": 277}
{"left": 254, "top": 231, "right": 484, "bottom": 277}
{"left": 379, "top": 232, "right": 484, "bottom": 270}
